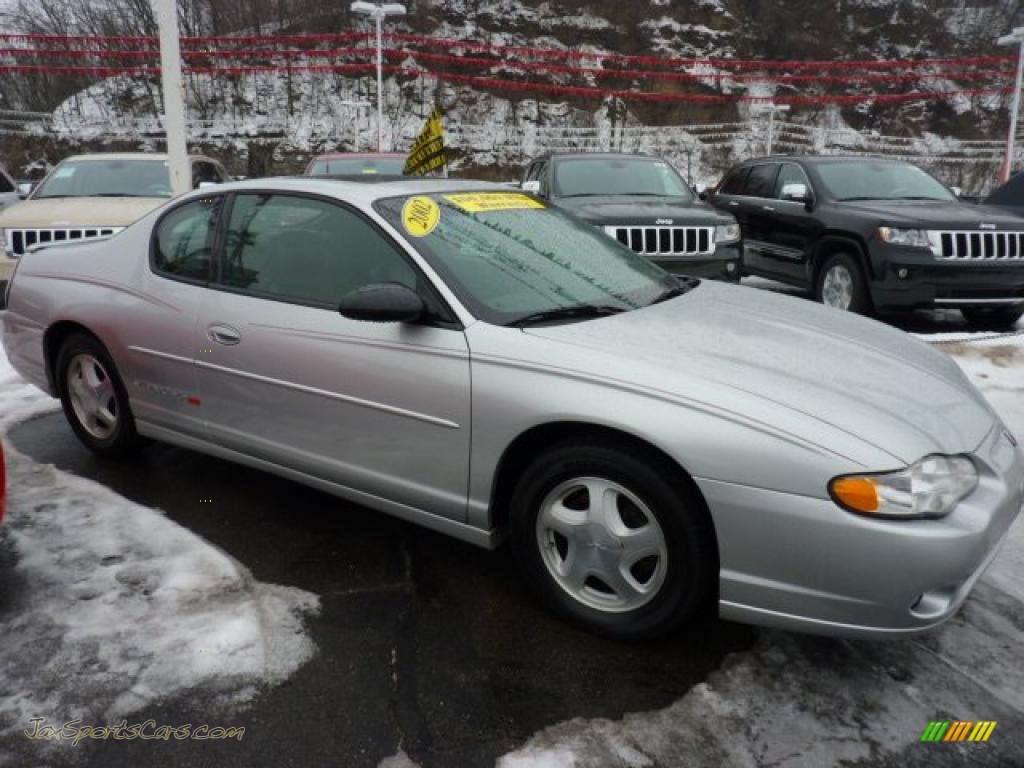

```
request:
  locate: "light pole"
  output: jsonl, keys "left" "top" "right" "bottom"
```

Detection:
{"left": 154, "top": 0, "right": 190, "bottom": 195}
{"left": 757, "top": 103, "right": 790, "bottom": 155}
{"left": 350, "top": 1, "right": 406, "bottom": 152}
{"left": 997, "top": 27, "right": 1024, "bottom": 184}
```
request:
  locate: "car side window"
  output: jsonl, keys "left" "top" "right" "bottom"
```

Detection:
{"left": 152, "top": 197, "right": 221, "bottom": 282}
{"left": 537, "top": 161, "right": 550, "bottom": 196}
{"left": 218, "top": 193, "right": 418, "bottom": 308}
{"left": 0, "top": 171, "right": 13, "bottom": 193}
{"left": 773, "top": 163, "right": 810, "bottom": 199}
{"left": 744, "top": 164, "right": 780, "bottom": 199}
{"left": 719, "top": 167, "right": 750, "bottom": 196}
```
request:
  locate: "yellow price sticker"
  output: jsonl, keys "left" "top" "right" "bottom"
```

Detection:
{"left": 443, "top": 192, "right": 546, "bottom": 213}
{"left": 402, "top": 196, "right": 441, "bottom": 237}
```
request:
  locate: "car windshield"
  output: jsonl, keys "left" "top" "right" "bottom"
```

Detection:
{"left": 375, "top": 191, "right": 683, "bottom": 326}
{"left": 553, "top": 157, "right": 694, "bottom": 199}
{"left": 33, "top": 158, "right": 172, "bottom": 199}
{"left": 309, "top": 156, "right": 407, "bottom": 175}
{"left": 816, "top": 161, "right": 955, "bottom": 202}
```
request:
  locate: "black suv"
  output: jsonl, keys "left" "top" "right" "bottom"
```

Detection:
{"left": 522, "top": 152, "right": 741, "bottom": 281}
{"left": 709, "top": 155, "right": 1024, "bottom": 329}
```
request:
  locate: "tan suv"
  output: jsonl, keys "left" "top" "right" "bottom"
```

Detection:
{"left": 0, "top": 153, "right": 228, "bottom": 296}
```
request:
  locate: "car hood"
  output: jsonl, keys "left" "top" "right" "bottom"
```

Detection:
{"left": 555, "top": 195, "right": 732, "bottom": 225}
{"left": 0, "top": 196, "right": 167, "bottom": 228}
{"left": 524, "top": 281, "right": 996, "bottom": 465}
{"left": 837, "top": 199, "right": 1024, "bottom": 229}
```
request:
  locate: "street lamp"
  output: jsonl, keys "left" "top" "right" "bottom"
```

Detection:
{"left": 350, "top": 1, "right": 406, "bottom": 152}
{"left": 755, "top": 103, "right": 790, "bottom": 155}
{"left": 997, "top": 26, "right": 1024, "bottom": 184}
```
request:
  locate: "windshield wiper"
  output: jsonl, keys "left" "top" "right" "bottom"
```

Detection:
{"left": 507, "top": 304, "right": 626, "bottom": 327}
{"left": 836, "top": 196, "right": 886, "bottom": 201}
{"left": 649, "top": 278, "right": 698, "bottom": 305}
{"left": 92, "top": 193, "right": 159, "bottom": 197}
{"left": 892, "top": 196, "right": 947, "bottom": 201}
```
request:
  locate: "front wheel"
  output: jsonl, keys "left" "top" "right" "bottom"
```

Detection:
{"left": 509, "top": 440, "right": 716, "bottom": 640}
{"left": 815, "top": 253, "right": 872, "bottom": 314}
{"left": 56, "top": 333, "right": 141, "bottom": 458}
{"left": 960, "top": 305, "right": 1024, "bottom": 331}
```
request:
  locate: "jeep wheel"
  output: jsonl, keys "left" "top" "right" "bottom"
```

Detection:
{"left": 960, "top": 306, "right": 1024, "bottom": 331}
{"left": 816, "top": 253, "right": 871, "bottom": 314}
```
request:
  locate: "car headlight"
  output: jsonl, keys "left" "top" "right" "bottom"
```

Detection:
{"left": 0, "top": 227, "right": 7, "bottom": 258}
{"left": 715, "top": 223, "right": 741, "bottom": 244}
{"left": 878, "top": 227, "right": 930, "bottom": 248}
{"left": 829, "top": 454, "right": 978, "bottom": 519}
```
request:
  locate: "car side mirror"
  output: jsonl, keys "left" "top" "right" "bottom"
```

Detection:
{"left": 521, "top": 180, "right": 541, "bottom": 195}
{"left": 780, "top": 182, "right": 810, "bottom": 203}
{"left": 338, "top": 283, "right": 424, "bottom": 323}
{"left": 950, "top": 186, "right": 963, "bottom": 198}
{"left": 698, "top": 190, "right": 708, "bottom": 201}
{"left": 16, "top": 182, "right": 33, "bottom": 199}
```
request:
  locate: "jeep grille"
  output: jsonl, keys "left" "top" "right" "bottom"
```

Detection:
{"left": 5, "top": 227, "right": 122, "bottom": 257}
{"left": 605, "top": 226, "right": 715, "bottom": 257}
{"left": 931, "top": 230, "right": 1024, "bottom": 260}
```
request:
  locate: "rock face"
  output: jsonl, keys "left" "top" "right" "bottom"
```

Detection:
{"left": 0, "top": 0, "right": 1017, "bottom": 189}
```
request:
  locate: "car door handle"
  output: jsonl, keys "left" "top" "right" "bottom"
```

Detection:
{"left": 728, "top": 201, "right": 739, "bottom": 207}
{"left": 208, "top": 324, "right": 241, "bottom": 346}
{"left": 763, "top": 205, "right": 776, "bottom": 212}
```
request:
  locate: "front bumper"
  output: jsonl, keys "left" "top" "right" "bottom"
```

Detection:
{"left": 651, "top": 243, "right": 742, "bottom": 282}
{"left": 700, "top": 423, "right": 1024, "bottom": 637}
{"left": 869, "top": 245, "right": 1024, "bottom": 309}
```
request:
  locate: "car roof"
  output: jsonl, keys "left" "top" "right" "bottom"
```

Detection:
{"left": 737, "top": 155, "right": 910, "bottom": 166}
{"left": 58, "top": 153, "right": 221, "bottom": 163}
{"left": 212, "top": 176, "right": 509, "bottom": 206}
{"left": 310, "top": 152, "right": 407, "bottom": 160}
{"left": 539, "top": 151, "right": 657, "bottom": 161}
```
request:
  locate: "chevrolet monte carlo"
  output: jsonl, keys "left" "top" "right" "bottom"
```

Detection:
{"left": 3, "top": 178, "right": 1022, "bottom": 639}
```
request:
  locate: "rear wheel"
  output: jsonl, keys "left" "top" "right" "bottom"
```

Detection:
{"left": 815, "top": 252, "right": 872, "bottom": 314}
{"left": 56, "top": 333, "right": 141, "bottom": 457}
{"left": 961, "top": 305, "right": 1024, "bottom": 331}
{"left": 509, "top": 439, "right": 716, "bottom": 640}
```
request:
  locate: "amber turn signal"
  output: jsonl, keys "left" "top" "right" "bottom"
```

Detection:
{"left": 830, "top": 476, "right": 880, "bottom": 514}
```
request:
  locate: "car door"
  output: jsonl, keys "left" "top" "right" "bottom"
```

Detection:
{"left": 195, "top": 191, "right": 472, "bottom": 521}
{"left": 710, "top": 166, "right": 752, "bottom": 237}
{"left": 0, "top": 168, "right": 18, "bottom": 212}
{"left": 758, "top": 162, "right": 822, "bottom": 283}
{"left": 123, "top": 196, "right": 223, "bottom": 441}
{"left": 736, "top": 163, "right": 781, "bottom": 277}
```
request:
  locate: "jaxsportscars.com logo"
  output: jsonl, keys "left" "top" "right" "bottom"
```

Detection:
{"left": 920, "top": 720, "right": 997, "bottom": 743}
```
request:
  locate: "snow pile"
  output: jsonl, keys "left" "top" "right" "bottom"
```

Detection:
{"left": 0, "top": 352, "right": 320, "bottom": 742}
{"left": 492, "top": 335, "right": 1024, "bottom": 768}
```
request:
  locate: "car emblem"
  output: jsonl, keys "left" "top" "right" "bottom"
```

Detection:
{"left": 655, "top": 218, "right": 674, "bottom": 226}
{"left": 979, "top": 223, "right": 996, "bottom": 230}
{"left": 1004, "top": 429, "right": 1018, "bottom": 448}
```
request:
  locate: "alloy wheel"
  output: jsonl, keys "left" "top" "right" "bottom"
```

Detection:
{"left": 822, "top": 264, "right": 855, "bottom": 310}
{"left": 536, "top": 477, "right": 669, "bottom": 613}
{"left": 67, "top": 353, "right": 119, "bottom": 440}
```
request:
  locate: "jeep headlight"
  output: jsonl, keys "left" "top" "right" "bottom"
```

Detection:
{"left": 715, "top": 222, "right": 740, "bottom": 244}
{"left": 878, "top": 227, "right": 930, "bottom": 248}
{"left": 829, "top": 454, "right": 978, "bottom": 519}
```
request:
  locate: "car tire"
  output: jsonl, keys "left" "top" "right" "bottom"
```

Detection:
{"left": 815, "top": 252, "right": 872, "bottom": 314}
{"left": 960, "top": 306, "right": 1024, "bottom": 331}
{"left": 509, "top": 439, "right": 715, "bottom": 640}
{"left": 56, "top": 333, "right": 141, "bottom": 458}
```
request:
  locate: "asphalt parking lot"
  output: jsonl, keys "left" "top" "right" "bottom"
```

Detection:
{"left": 2, "top": 411, "right": 752, "bottom": 768}
{"left": 1, "top": 292, "right": 1020, "bottom": 768}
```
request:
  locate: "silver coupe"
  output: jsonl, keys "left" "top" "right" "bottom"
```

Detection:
{"left": 3, "top": 178, "right": 1022, "bottom": 639}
